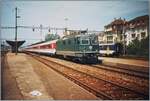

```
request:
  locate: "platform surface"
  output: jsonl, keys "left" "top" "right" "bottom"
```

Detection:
{"left": 99, "top": 57, "right": 149, "bottom": 68}
{"left": 2, "top": 55, "right": 23, "bottom": 100}
{"left": 4, "top": 53, "right": 97, "bottom": 100}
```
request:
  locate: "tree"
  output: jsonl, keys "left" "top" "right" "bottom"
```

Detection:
{"left": 45, "top": 34, "right": 60, "bottom": 41}
{"left": 140, "top": 36, "right": 149, "bottom": 56}
{"left": 127, "top": 36, "right": 149, "bottom": 57}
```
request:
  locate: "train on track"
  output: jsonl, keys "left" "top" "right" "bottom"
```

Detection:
{"left": 23, "top": 33, "right": 100, "bottom": 63}
{"left": 99, "top": 43, "right": 123, "bottom": 56}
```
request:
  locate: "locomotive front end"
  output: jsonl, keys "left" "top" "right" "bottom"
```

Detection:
{"left": 56, "top": 33, "right": 99, "bottom": 64}
{"left": 76, "top": 34, "right": 99, "bottom": 63}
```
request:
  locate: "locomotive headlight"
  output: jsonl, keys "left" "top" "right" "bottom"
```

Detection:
{"left": 89, "top": 46, "right": 92, "bottom": 50}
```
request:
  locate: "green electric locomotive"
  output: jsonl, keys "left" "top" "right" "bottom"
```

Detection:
{"left": 56, "top": 33, "right": 99, "bottom": 63}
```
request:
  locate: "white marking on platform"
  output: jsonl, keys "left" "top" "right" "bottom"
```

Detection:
{"left": 29, "top": 90, "right": 42, "bottom": 96}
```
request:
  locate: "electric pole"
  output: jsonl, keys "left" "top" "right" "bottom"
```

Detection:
{"left": 123, "top": 20, "right": 126, "bottom": 56}
{"left": 40, "top": 24, "right": 43, "bottom": 41}
{"left": 15, "top": 7, "right": 18, "bottom": 55}
{"left": 64, "top": 18, "right": 68, "bottom": 36}
{"left": 15, "top": 7, "right": 21, "bottom": 55}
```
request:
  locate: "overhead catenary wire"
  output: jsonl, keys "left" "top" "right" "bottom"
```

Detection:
{"left": 1, "top": 26, "right": 65, "bottom": 30}
{"left": 1, "top": 26, "right": 101, "bottom": 32}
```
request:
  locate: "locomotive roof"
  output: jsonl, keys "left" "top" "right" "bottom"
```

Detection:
{"left": 62, "top": 34, "right": 92, "bottom": 38}
{"left": 61, "top": 34, "right": 88, "bottom": 40}
{"left": 60, "top": 34, "right": 98, "bottom": 41}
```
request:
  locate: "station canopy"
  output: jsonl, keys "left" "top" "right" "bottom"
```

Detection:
{"left": 6, "top": 40, "right": 25, "bottom": 53}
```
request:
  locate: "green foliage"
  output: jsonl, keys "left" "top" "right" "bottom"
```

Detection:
{"left": 127, "top": 36, "right": 149, "bottom": 57}
{"left": 45, "top": 34, "right": 60, "bottom": 41}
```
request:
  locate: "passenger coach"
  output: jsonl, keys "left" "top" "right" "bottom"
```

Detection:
{"left": 25, "top": 39, "right": 57, "bottom": 55}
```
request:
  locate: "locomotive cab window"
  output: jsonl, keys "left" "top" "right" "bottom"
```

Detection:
{"left": 63, "top": 40, "right": 66, "bottom": 45}
{"left": 80, "top": 39, "right": 89, "bottom": 45}
{"left": 68, "top": 40, "right": 71, "bottom": 44}
{"left": 75, "top": 38, "right": 80, "bottom": 44}
{"left": 91, "top": 36, "right": 98, "bottom": 45}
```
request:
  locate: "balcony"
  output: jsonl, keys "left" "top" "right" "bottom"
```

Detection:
{"left": 105, "top": 27, "right": 112, "bottom": 32}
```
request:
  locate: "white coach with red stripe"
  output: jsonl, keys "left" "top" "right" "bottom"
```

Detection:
{"left": 26, "top": 39, "right": 57, "bottom": 55}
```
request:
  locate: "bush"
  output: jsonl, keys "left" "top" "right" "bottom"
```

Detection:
{"left": 127, "top": 36, "right": 149, "bottom": 57}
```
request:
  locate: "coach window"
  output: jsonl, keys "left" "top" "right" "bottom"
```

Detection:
{"left": 49, "top": 44, "right": 51, "bottom": 48}
{"left": 46, "top": 45, "right": 49, "bottom": 49}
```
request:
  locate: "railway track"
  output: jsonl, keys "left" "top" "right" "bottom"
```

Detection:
{"left": 26, "top": 53, "right": 149, "bottom": 100}
{"left": 40, "top": 54, "right": 148, "bottom": 95}
{"left": 91, "top": 64, "right": 149, "bottom": 79}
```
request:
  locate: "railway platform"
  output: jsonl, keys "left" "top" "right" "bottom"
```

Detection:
{"left": 2, "top": 53, "right": 97, "bottom": 100}
{"left": 99, "top": 57, "right": 149, "bottom": 72}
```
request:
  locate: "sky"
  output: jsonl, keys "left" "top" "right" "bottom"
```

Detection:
{"left": 1, "top": 0, "right": 149, "bottom": 46}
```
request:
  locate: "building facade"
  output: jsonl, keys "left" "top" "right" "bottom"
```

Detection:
{"left": 125, "top": 15, "right": 149, "bottom": 45}
{"left": 103, "top": 18, "right": 127, "bottom": 44}
{"left": 99, "top": 15, "right": 149, "bottom": 46}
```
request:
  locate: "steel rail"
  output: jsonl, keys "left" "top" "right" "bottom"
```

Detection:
{"left": 91, "top": 64, "right": 149, "bottom": 79}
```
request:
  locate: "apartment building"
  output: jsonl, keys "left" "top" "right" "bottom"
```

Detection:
{"left": 125, "top": 15, "right": 149, "bottom": 45}
{"left": 99, "top": 15, "right": 149, "bottom": 45}
{"left": 103, "top": 18, "right": 127, "bottom": 44}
